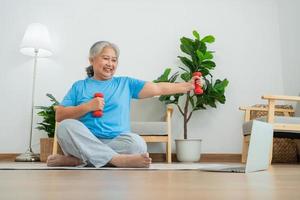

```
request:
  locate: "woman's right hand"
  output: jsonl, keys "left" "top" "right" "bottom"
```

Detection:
{"left": 86, "top": 97, "right": 105, "bottom": 111}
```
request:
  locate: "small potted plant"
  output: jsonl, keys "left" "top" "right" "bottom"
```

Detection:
{"left": 154, "top": 30, "right": 229, "bottom": 162}
{"left": 36, "top": 93, "right": 62, "bottom": 162}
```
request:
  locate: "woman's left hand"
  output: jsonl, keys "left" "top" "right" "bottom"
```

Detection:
{"left": 189, "top": 75, "right": 202, "bottom": 88}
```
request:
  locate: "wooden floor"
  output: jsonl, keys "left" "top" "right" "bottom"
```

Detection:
{"left": 0, "top": 164, "right": 300, "bottom": 200}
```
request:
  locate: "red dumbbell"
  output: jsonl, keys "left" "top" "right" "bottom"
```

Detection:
{"left": 93, "top": 93, "right": 104, "bottom": 117}
{"left": 192, "top": 72, "right": 203, "bottom": 95}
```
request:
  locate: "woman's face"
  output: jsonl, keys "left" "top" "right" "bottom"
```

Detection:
{"left": 90, "top": 47, "right": 118, "bottom": 80}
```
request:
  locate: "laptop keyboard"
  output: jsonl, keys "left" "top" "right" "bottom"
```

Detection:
{"left": 222, "top": 167, "right": 246, "bottom": 173}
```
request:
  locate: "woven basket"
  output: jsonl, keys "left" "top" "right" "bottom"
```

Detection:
{"left": 272, "top": 138, "right": 298, "bottom": 163}
{"left": 249, "top": 104, "right": 298, "bottom": 163}
{"left": 249, "top": 104, "right": 294, "bottom": 119}
{"left": 295, "top": 139, "right": 300, "bottom": 161}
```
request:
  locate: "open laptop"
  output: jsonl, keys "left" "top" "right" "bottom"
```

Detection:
{"left": 200, "top": 120, "right": 273, "bottom": 173}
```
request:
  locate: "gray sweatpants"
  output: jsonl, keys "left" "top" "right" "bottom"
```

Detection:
{"left": 56, "top": 119, "right": 147, "bottom": 167}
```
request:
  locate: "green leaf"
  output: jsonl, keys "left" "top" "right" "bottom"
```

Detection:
{"left": 192, "top": 30, "right": 200, "bottom": 40}
{"left": 214, "top": 79, "right": 229, "bottom": 92}
{"left": 201, "top": 61, "right": 216, "bottom": 69}
{"left": 178, "top": 56, "right": 195, "bottom": 72}
{"left": 153, "top": 68, "right": 171, "bottom": 83}
{"left": 35, "top": 106, "right": 49, "bottom": 110}
{"left": 180, "top": 37, "right": 194, "bottom": 55}
{"left": 199, "top": 68, "right": 210, "bottom": 76}
{"left": 201, "top": 35, "right": 215, "bottom": 43}
{"left": 223, "top": 79, "right": 229, "bottom": 87}
{"left": 203, "top": 52, "right": 213, "bottom": 60}
{"left": 189, "top": 96, "right": 195, "bottom": 107}
{"left": 191, "top": 54, "right": 200, "bottom": 68}
{"left": 181, "top": 37, "right": 194, "bottom": 46}
{"left": 181, "top": 72, "right": 191, "bottom": 82}
{"left": 159, "top": 95, "right": 169, "bottom": 102}
{"left": 207, "top": 51, "right": 215, "bottom": 54}
{"left": 198, "top": 41, "right": 207, "bottom": 53}
{"left": 195, "top": 96, "right": 206, "bottom": 110}
{"left": 194, "top": 40, "right": 201, "bottom": 51}
{"left": 179, "top": 67, "right": 189, "bottom": 73}
{"left": 169, "top": 72, "right": 179, "bottom": 82}
{"left": 35, "top": 93, "right": 58, "bottom": 137}
{"left": 180, "top": 44, "right": 191, "bottom": 56}
{"left": 158, "top": 94, "right": 181, "bottom": 105}
{"left": 196, "top": 50, "right": 204, "bottom": 61}
{"left": 217, "top": 95, "right": 226, "bottom": 104}
{"left": 46, "top": 93, "right": 59, "bottom": 105}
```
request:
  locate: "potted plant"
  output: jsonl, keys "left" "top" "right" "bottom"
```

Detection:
{"left": 154, "top": 30, "right": 229, "bottom": 162}
{"left": 36, "top": 93, "right": 62, "bottom": 162}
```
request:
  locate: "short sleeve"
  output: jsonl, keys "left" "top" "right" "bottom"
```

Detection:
{"left": 128, "top": 77, "right": 146, "bottom": 99}
{"left": 60, "top": 82, "right": 78, "bottom": 107}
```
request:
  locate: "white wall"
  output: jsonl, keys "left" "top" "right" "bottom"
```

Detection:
{"left": 277, "top": 0, "right": 300, "bottom": 96}
{"left": 0, "top": 0, "right": 287, "bottom": 154}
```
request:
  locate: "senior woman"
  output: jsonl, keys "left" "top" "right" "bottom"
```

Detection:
{"left": 47, "top": 41, "right": 200, "bottom": 168}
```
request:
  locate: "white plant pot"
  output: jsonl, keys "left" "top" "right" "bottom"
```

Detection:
{"left": 175, "top": 139, "right": 202, "bottom": 162}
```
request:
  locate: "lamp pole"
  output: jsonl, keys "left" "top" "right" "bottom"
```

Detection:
{"left": 15, "top": 49, "right": 40, "bottom": 162}
{"left": 28, "top": 49, "right": 38, "bottom": 152}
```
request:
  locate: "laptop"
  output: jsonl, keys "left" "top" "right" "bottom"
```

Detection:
{"left": 200, "top": 120, "right": 273, "bottom": 173}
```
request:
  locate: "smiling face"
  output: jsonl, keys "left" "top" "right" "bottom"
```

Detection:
{"left": 89, "top": 47, "right": 118, "bottom": 80}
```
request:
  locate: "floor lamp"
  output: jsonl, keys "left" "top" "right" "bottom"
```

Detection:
{"left": 15, "top": 23, "right": 53, "bottom": 162}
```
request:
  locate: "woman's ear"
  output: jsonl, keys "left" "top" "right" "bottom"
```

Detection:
{"left": 89, "top": 57, "right": 93, "bottom": 65}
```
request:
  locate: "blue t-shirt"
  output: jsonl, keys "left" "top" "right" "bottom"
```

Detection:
{"left": 60, "top": 76, "right": 146, "bottom": 139}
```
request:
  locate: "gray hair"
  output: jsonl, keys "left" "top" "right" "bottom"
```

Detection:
{"left": 86, "top": 41, "right": 120, "bottom": 77}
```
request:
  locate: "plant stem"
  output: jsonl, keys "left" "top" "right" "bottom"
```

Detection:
{"left": 176, "top": 104, "right": 184, "bottom": 116}
{"left": 187, "top": 109, "right": 194, "bottom": 123}
{"left": 183, "top": 92, "right": 190, "bottom": 139}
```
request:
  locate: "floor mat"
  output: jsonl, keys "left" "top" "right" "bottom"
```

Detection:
{"left": 0, "top": 162, "right": 227, "bottom": 170}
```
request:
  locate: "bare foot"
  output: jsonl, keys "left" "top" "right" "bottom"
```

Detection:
{"left": 109, "top": 153, "right": 152, "bottom": 168}
{"left": 47, "top": 154, "right": 82, "bottom": 167}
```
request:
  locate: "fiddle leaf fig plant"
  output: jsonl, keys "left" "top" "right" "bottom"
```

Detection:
{"left": 35, "top": 93, "right": 59, "bottom": 138}
{"left": 154, "top": 30, "right": 229, "bottom": 139}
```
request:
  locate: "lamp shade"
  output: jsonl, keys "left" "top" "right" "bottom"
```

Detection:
{"left": 20, "top": 23, "right": 53, "bottom": 57}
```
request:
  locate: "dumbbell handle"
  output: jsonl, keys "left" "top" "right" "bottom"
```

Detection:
{"left": 192, "top": 72, "right": 203, "bottom": 95}
{"left": 93, "top": 93, "right": 104, "bottom": 117}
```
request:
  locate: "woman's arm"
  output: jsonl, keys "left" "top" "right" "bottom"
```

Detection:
{"left": 138, "top": 76, "right": 199, "bottom": 99}
{"left": 138, "top": 82, "right": 194, "bottom": 99}
{"left": 55, "top": 97, "right": 105, "bottom": 122}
